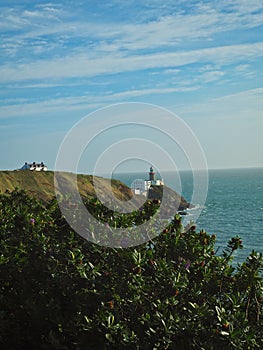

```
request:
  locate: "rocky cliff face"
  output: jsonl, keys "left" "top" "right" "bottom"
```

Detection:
{"left": 148, "top": 185, "right": 191, "bottom": 211}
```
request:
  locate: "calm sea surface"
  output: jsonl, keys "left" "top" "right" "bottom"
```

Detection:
{"left": 114, "top": 168, "right": 263, "bottom": 265}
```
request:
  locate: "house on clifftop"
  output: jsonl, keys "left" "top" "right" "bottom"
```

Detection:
{"left": 19, "top": 162, "right": 47, "bottom": 171}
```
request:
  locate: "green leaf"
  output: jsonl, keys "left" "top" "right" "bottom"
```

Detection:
{"left": 189, "top": 302, "right": 197, "bottom": 309}
{"left": 108, "top": 315, "right": 115, "bottom": 326}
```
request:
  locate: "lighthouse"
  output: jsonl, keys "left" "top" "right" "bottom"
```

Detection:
{"left": 149, "top": 166, "right": 155, "bottom": 181}
{"left": 145, "top": 166, "right": 164, "bottom": 189}
{"left": 131, "top": 166, "right": 164, "bottom": 196}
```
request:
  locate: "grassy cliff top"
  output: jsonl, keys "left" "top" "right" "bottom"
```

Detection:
{"left": 0, "top": 170, "right": 133, "bottom": 205}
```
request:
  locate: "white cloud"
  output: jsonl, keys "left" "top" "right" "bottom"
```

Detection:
{"left": 235, "top": 64, "right": 250, "bottom": 72}
{"left": 1, "top": 41, "right": 263, "bottom": 83}
{"left": 222, "top": 0, "right": 263, "bottom": 14}
{"left": 162, "top": 68, "right": 181, "bottom": 75}
{"left": 176, "top": 87, "right": 263, "bottom": 119}
{"left": 1, "top": 1, "right": 263, "bottom": 59}
{"left": 214, "top": 87, "right": 263, "bottom": 101}
{"left": 0, "top": 95, "right": 102, "bottom": 119}
{"left": 0, "top": 85, "right": 200, "bottom": 119}
{"left": 200, "top": 70, "right": 225, "bottom": 83}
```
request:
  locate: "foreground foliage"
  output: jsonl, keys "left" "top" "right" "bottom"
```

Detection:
{"left": 0, "top": 190, "right": 262, "bottom": 349}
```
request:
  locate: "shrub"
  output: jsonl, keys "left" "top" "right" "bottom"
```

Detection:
{"left": 0, "top": 190, "right": 262, "bottom": 349}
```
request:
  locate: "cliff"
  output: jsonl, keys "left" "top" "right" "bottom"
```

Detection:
{"left": 0, "top": 171, "right": 190, "bottom": 211}
{"left": 148, "top": 185, "right": 191, "bottom": 211}
{"left": 0, "top": 171, "right": 132, "bottom": 204}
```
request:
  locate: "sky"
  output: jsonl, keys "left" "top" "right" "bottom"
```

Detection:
{"left": 1, "top": 0, "right": 263, "bottom": 173}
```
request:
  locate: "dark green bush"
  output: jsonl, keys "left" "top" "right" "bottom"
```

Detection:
{"left": 0, "top": 190, "right": 262, "bottom": 349}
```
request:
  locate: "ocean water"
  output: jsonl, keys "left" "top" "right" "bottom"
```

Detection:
{"left": 114, "top": 168, "right": 263, "bottom": 265}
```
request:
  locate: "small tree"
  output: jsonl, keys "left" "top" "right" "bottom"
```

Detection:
{"left": 0, "top": 190, "right": 262, "bottom": 349}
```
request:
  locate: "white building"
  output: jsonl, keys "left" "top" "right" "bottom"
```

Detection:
{"left": 131, "top": 179, "right": 147, "bottom": 196}
{"left": 131, "top": 167, "right": 164, "bottom": 196}
{"left": 19, "top": 162, "right": 47, "bottom": 171}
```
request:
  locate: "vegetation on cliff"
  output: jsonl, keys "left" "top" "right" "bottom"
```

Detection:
{"left": 0, "top": 189, "right": 262, "bottom": 349}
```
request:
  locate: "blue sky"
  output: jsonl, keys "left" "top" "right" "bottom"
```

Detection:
{"left": 1, "top": 0, "right": 263, "bottom": 173}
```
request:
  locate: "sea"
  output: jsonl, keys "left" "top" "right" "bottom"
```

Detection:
{"left": 114, "top": 168, "right": 263, "bottom": 266}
